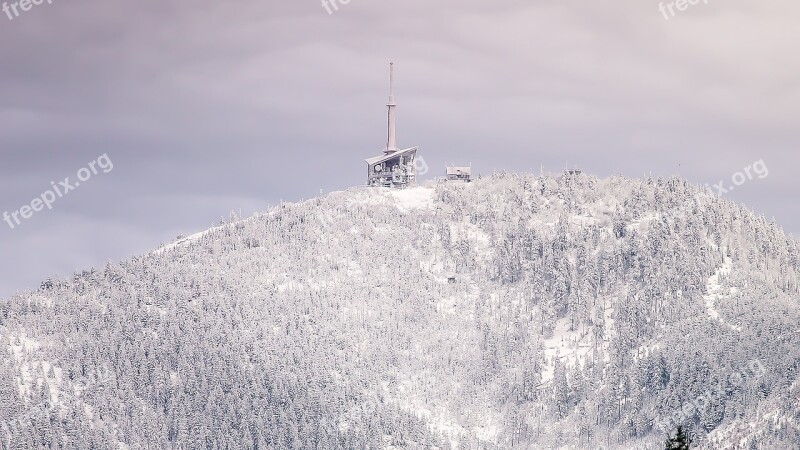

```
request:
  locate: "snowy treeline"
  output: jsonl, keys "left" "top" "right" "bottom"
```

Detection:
{"left": 1, "top": 172, "right": 799, "bottom": 449}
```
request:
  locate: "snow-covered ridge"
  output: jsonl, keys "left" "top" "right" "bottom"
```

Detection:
{"left": 153, "top": 229, "right": 212, "bottom": 255}
{"left": 704, "top": 248, "right": 742, "bottom": 332}
{"left": 153, "top": 186, "right": 436, "bottom": 256}
{"left": 5, "top": 173, "right": 800, "bottom": 449}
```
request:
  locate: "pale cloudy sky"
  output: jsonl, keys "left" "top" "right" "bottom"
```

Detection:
{"left": 1, "top": 0, "right": 798, "bottom": 297}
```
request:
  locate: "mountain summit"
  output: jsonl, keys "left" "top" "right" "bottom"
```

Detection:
{"left": 2, "top": 173, "right": 799, "bottom": 449}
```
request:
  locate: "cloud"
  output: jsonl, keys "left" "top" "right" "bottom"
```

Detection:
{"left": 0, "top": 0, "right": 798, "bottom": 296}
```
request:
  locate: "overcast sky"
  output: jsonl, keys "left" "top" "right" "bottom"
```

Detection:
{"left": 1, "top": 0, "right": 798, "bottom": 298}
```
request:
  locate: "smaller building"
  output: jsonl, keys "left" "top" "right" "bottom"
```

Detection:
{"left": 446, "top": 165, "right": 472, "bottom": 182}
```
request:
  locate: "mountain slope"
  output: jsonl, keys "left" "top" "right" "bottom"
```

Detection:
{"left": 2, "top": 172, "right": 799, "bottom": 449}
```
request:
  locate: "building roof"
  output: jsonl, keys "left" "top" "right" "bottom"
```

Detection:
{"left": 365, "top": 147, "right": 418, "bottom": 166}
{"left": 446, "top": 166, "right": 472, "bottom": 176}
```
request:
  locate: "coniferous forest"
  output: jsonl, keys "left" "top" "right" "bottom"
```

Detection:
{"left": 2, "top": 173, "right": 799, "bottom": 449}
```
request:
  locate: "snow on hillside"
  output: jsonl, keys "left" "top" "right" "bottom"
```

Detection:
{"left": 703, "top": 248, "right": 743, "bottom": 332}
{"left": 541, "top": 317, "right": 594, "bottom": 384}
{"left": 2, "top": 173, "right": 800, "bottom": 449}
{"left": 7, "top": 331, "right": 42, "bottom": 398}
{"left": 153, "top": 228, "right": 217, "bottom": 255}
{"left": 388, "top": 186, "right": 435, "bottom": 211}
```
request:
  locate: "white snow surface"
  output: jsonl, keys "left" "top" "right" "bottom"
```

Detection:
{"left": 153, "top": 229, "right": 212, "bottom": 255}
{"left": 703, "top": 250, "right": 742, "bottom": 332}
{"left": 541, "top": 317, "right": 593, "bottom": 384}
{"left": 387, "top": 186, "right": 435, "bottom": 211}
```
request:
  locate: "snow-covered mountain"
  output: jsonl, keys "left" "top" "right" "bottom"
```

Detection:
{"left": 2, "top": 172, "right": 799, "bottom": 449}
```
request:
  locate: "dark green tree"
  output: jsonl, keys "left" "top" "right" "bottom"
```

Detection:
{"left": 665, "top": 425, "right": 692, "bottom": 450}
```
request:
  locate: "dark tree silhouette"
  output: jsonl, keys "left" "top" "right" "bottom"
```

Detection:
{"left": 665, "top": 425, "right": 692, "bottom": 450}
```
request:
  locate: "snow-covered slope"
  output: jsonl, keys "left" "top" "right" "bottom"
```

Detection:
{"left": 1, "top": 173, "right": 799, "bottom": 449}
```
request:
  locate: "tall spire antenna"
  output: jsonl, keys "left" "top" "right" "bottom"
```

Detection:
{"left": 389, "top": 62, "right": 395, "bottom": 104}
{"left": 385, "top": 62, "right": 398, "bottom": 154}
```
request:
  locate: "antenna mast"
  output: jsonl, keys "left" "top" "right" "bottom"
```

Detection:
{"left": 385, "top": 62, "right": 398, "bottom": 154}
